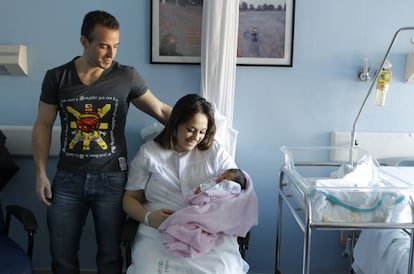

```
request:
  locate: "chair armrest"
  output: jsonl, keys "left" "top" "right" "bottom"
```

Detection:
{"left": 5, "top": 205, "right": 38, "bottom": 234}
{"left": 121, "top": 217, "right": 140, "bottom": 243}
{"left": 237, "top": 231, "right": 251, "bottom": 259}
{"left": 121, "top": 217, "right": 140, "bottom": 267}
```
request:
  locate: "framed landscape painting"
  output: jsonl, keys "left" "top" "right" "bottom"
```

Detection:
{"left": 151, "top": 0, "right": 295, "bottom": 66}
{"left": 237, "top": 0, "right": 295, "bottom": 66}
{"left": 151, "top": 0, "right": 203, "bottom": 64}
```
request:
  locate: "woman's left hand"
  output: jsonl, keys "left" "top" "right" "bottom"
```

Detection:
{"left": 149, "top": 208, "right": 175, "bottom": 228}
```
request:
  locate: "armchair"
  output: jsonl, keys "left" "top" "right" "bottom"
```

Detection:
{"left": 0, "top": 201, "right": 38, "bottom": 273}
{"left": 121, "top": 217, "right": 139, "bottom": 268}
{"left": 0, "top": 129, "right": 38, "bottom": 273}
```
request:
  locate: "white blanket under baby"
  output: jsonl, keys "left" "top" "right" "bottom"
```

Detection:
{"left": 127, "top": 225, "right": 249, "bottom": 274}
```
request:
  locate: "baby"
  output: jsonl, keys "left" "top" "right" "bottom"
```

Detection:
{"left": 194, "top": 168, "right": 247, "bottom": 194}
{"left": 159, "top": 168, "right": 255, "bottom": 257}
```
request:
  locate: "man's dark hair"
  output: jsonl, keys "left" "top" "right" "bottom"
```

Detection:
{"left": 81, "top": 10, "right": 119, "bottom": 42}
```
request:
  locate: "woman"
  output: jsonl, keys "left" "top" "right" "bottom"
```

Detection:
{"left": 123, "top": 94, "right": 250, "bottom": 273}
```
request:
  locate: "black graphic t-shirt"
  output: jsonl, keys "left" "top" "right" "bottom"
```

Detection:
{"left": 40, "top": 58, "right": 147, "bottom": 173}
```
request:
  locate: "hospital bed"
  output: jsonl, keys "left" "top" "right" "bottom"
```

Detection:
{"left": 274, "top": 145, "right": 414, "bottom": 274}
{"left": 352, "top": 165, "right": 414, "bottom": 274}
{"left": 333, "top": 131, "right": 414, "bottom": 274}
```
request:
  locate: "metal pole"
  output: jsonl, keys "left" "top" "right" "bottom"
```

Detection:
{"left": 275, "top": 171, "right": 285, "bottom": 274}
{"left": 350, "top": 27, "right": 414, "bottom": 163}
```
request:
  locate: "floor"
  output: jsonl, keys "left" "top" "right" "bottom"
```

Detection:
{"left": 35, "top": 270, "right": 350, "bottom": 274}
{"left": 277, "top": 271, "right": 350, "bottom": 274}
{"left": 274, "top": 270, "right": 350, "bottom": 274}
{"left": 35, "top": 271, "right": 100, "bottom": 274}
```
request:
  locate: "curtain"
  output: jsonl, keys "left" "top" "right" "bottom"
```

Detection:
{"left": 200, "top": 0, "right": 240, "bottom": 158}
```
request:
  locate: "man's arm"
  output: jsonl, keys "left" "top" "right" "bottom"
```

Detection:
{"left": 131, "top": 89, "right": 172, "bottom": 125}
{"left": 32, "top": 101, "right": 58, "bottom": 206}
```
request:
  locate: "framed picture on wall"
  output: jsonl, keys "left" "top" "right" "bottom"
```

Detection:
{"left": 237, "top": 0, "right": 295, "bottom": 66}
{"left": 151, "top": 0, "right": 295, "bottom": 66}
{"left": 151, "top": 0, "right": 203, "bottom": 64}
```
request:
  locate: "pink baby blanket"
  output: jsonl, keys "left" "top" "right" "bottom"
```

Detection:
{"left": 158, "top": 172, "right": 259, "bottom": 257}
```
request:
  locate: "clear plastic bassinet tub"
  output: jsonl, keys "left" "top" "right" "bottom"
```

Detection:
{"left": 280, "top": 146, "right": 414, "bottom": 226}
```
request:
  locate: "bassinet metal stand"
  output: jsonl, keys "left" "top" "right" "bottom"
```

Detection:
{"left": 274, "top": 161, "right": 414, "bottom": 274}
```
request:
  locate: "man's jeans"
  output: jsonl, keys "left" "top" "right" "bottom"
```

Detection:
{"left": 47, "top": 170, "right": 126, "bottom": 274}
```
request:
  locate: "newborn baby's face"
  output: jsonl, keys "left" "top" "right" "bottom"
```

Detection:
{"left": 194, "top": 171, "right": 237, "bottom": 194}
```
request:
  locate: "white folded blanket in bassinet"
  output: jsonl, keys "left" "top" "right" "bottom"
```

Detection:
{"left": 311, "top": 160, "right": 407, "bottom": 223}
{"left": 312, "top": 185, "right": 405, "bottom": 223}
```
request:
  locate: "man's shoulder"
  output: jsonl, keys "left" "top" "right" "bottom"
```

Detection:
{"left": 46, "top": 58, "right": 76, "bottom": 75}
{"left": 110, "top": 61, "right": 136, "bottom": 73}
{"left": 107, "top": 61, "right": 143, "bottom": 82}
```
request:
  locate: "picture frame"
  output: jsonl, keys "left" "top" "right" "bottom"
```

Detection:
{"left": 151, "top": 0, "right": 203, "bottom": 64}
{"left": 151, "top": 0, "right": 295, "bottom": 66}
{"left": 237, "top": 0, "right": 295, "bottom": 66}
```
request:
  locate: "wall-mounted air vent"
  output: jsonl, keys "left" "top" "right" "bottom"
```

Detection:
{"left": 0, "top": 45, "right": 28, "bottom": 75}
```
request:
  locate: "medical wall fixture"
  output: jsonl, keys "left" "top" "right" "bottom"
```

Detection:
{"left": 350, "top": 27, "right": 414, "bottom": 163}
{"left": 374, "top": 60, "right": 392, "bottom": 106}
{"left": 358, "top": 58, "right": 371, "bottom": 81}
{"left": 357, "top": 57, "right": 393, "bottom": 106}
{"left": 0, "top": 45, "right": 28, "bottom": 75}
{"left": 405, "top": 52, "right": 414, "bottom": 83}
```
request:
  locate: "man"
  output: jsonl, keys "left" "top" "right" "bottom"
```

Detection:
{"left": 32, "top": 10, "right": 171, "bottom": 274}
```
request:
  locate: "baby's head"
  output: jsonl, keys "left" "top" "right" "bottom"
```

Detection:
{"left": 217, "top": 168, "right": 247, "bottom": 190}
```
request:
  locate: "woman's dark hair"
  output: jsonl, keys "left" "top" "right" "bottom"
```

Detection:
{"left": 81, "top": 10, "right": 119, "bottom": 42}
{"left": 154, "top": 93, "right": 216, "bottom": 151}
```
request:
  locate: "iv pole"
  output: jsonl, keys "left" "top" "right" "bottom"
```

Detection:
{"left": 349, "top": 27, "right": 414, "bottom": 274}
{"left": 350, "top": 27, "right": 414, "bottom": 163}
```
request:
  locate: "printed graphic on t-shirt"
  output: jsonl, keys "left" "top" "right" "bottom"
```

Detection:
{"left": 60, "top": 95, "right": 119, "bottom": 159}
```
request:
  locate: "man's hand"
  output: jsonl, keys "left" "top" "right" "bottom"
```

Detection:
{"left": 36, "top": 174, "right": 52, "bottom": 206}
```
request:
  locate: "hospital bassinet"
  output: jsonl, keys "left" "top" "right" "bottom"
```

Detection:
{"left": 275, "top": 146, "right": 414, "bottom": 274}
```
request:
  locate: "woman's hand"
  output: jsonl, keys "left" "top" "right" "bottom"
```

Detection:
{"left": 148, "top": 208, "right": 175, "bottom": 228}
